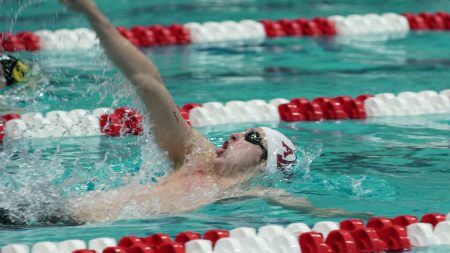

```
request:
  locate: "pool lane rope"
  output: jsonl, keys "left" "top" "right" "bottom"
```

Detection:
{"left": 0, "top": 107, "right": 143, "bottom": 143}
{"left": 1, "top": 12, "right": 450, "bottom": 51}
{"left": 0, "top": 89, "right": 449, "bottom": 143}
{"left": 1, "top": 212, "right": 449, "bottom": 253}
{"left": 182, "top": 89, "right": 450, "bottom": 127}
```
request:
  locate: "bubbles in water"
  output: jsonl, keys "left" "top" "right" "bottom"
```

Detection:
{"left": 0, "top": 64, "right": 50, "bottom": 114}
{"left": 297, "top": 142, "right": 323, "bottom": 175}
{"left": 0, "top": 144, "right": 72, "bottom": 224}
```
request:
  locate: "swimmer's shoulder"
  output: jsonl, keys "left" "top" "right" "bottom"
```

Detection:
{"left": 174, "top": 130, "right": 216, "bottom": 168}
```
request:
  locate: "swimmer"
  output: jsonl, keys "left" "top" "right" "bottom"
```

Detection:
{"left": 0, "top": 53, "right": 30, "bottom": 111}
{"left": 32, "top": 0, "right": 371, "bottom": 224}
{"left": 0, "top": 53, "right": 48, "bottom": 113}
{"left": 0, "top": 54, "right": 29, "bottom": 89}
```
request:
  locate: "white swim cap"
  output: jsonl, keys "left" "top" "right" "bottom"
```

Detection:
{"left": 260, "top": 127, "right": 297, "bottom": 174}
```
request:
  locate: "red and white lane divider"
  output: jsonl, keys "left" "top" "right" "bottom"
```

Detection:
{"left": 1, "top": 12, "right": 450, "bottom": 52}
{"left": 1, "top": 212, "right": 449, "bottom": 253}
{"left": 0, "top": 107, "right": 143, "bottom": 143}
{"left": 1, "top": 89, "right": 449, "bottom": 143}
{"left": 180, "top": 89, "right": 450, "bottom": 127}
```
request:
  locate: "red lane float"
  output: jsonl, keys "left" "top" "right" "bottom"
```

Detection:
{"left": 117, "top": 24, "right": 190, "bottom": 48}
{"left": 142, "top": 234, "right": 172, "bottom": 248}
{"left": 202, "top": 230, "right": 229, "bottom": 247}
{"left": 393, "top": 215, "right": 418, "bottom": 227}
{"left": 0, "top": 32, "right": 41, "bottom": 52}
{"left": 421, "top": 213, "right": 447, "bottom": 227}
{"left": 117, "top": 236, "right": 146, "bottom": 248}
{"left": 339, "top": 219, "right": 365, "bottom": 232}
{"left": 404, "top": 12, "right": 450, "bottom": 30}
{"left": 260, "top": 17, "right": 336, "bottom": 38}
{"left": 351, "top": 228, "right": 387, "bottom": 252}
{"left": 2, "top": 12, "right": 450, "bottom": 52}
{"left": 325, "top": 230, "right": 358, "bottom": 253}
{"left": 299, "top": 232, "right": 332, "bottom": 253}
{"left": 127, "top": 245, "right": 155, "bottom": 253}
{"left": 174, "top": 232, "right": 201, "bottom": 244}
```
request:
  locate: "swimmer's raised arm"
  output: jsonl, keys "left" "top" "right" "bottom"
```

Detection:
{"left": 61, "top": 0, "right": 197, "bottom": 166}
{"left": 61, "top": 0, "right": 163, "bottom": 82}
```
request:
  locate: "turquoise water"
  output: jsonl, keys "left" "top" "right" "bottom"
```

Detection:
{"left": 1, "top": 0, "right": 450, "bottom": 252}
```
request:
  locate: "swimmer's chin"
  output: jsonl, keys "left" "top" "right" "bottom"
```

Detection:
{"left": 214, "top": 148, "right": 228, "bottom": 164}
{"left": 213, "top": 156, "right": 225, "bottom": 165}
{"left": 213, "top": 155, "right": 229, "bottom": 173}
{"left": 215, "top": 147, "right": 226, "bottom": 156}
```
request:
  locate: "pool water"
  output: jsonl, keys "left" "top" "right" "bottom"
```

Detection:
{"left": 1, "top": 0, "right": 450, "bottom": 252}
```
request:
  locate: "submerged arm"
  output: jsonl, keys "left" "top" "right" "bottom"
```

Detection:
{"left": 62, "top": 0, "right": 194, "bottom": 166}
{"left": 244, "top": 187, "right": 372, "bottom": 219}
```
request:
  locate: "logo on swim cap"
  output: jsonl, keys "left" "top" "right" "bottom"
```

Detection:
{"left": 277, "top": 141, "right": 296, "bottom": 168}
{"left": 260, "top": 127, "right": 297, "bottom": 174}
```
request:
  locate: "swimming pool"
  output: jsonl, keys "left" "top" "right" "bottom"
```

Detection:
{"left": 1, "top": 0, "right": 450, "bottom": 252}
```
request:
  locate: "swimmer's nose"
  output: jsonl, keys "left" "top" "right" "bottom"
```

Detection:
{"left": 230, "top": 133, "right": 241, "bottom": 142}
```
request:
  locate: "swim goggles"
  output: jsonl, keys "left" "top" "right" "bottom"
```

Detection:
{"left": 0, "top": 54, "right": 29, "bottom": 86}
{"left": 244, "top": 130, "right": 268, "bottom": 160}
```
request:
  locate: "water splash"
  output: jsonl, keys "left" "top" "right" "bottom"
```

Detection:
{"left": 0, "top": 64, "right": 49, "bottom": 113}
{"left": 255, "top": 141, "right": 323, "bottom": 189}
{"left": 0, "top": 57, "right": 171, "bottom": 226}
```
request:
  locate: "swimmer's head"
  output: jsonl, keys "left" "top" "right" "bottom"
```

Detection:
{"left": 214, "top": 127, "right": 297, "bottom": 177}
{"left": 0, "top": 54, "right": 29, "bottom": 88}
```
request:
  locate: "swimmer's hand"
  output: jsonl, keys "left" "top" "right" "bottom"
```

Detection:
{"left": 60, "top": 0, "right": 97, "bottom": 13}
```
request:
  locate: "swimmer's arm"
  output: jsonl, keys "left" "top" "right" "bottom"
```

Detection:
{"left": 63, "top": 0, "right": 195, "bottom": 166}
{"left": 244, "top": 187, "right": 372, "bottom": 219}
{"left": 64, "top": 0, "right": 163, "bottom": 83}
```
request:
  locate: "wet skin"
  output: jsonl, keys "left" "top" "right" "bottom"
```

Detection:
{"left": 57, "top": 0, "right": 372, "bottom": 224}
{"left": 69, "top": 128, "right": 269, "bottom": 222}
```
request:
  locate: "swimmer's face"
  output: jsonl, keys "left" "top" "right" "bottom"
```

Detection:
{"left": 214, "top": 127, "right": 267, "bottom": 176}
